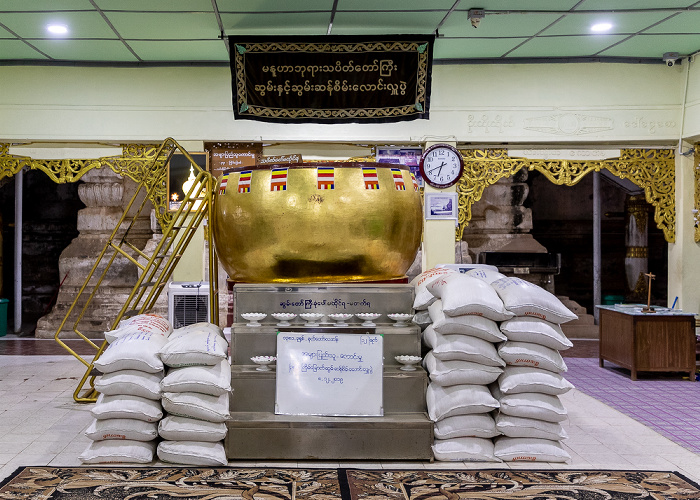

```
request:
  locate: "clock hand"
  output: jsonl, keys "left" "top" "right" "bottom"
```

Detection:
{"left": 428, "top": 161, "right": 446, "bottom": 173}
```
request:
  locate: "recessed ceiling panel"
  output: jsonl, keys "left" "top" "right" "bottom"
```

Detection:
{"left": 598, "top": 34, "right": 700, "bottom": 58}
{"left": 31, "top": 39, "right": 138, "bottom": 61}
{"left": 577, "top": 0, "right": 687, "bottom": 10}
{"left": 217, "top": 0, "right": 335, "bottom": 13}
{"left": 222, "top": 12, "right": 329, "bottom": 35}
{"left": 107, "top": 12, "right": 220, "bottom": 40}
{"left": 0, "top": 12, "right": 115, "bottom": 38}
{"left": 644, "top": 11, "right": 700, "bottom": 35}
{"left": 338, "top": 0, "right": 455, "bottom": 10}
{"left": 0, "top": 39, "right": 49, "bottom": 59}
{"left": 332, "top": 11, "right": 444, "bottom": 34}
{"left": 542, "top": 12, "right": 672, "bottom": 36}
{"left": 506, "top": 34, "right": 627, "bottom": 58}
{"left": 434, "top": 37, "right": 530, "bottom": 60}
{"left": 440, "top": 11, "right": 564, "bottom": 38}
{"left": 0, "top": 0, "right": 93, "bottom": 11}
{"left": 129, "top": 40, "right": 229, "bottom": 61}
{"left": 94, "top": 0, "right": 214, "bottom": 12}
{"left": 457, "top": 0, "right": 582, "bottom": 11}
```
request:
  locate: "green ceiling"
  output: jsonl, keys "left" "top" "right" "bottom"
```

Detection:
{"left": 1, "top": 0, "right": 699, "bottom": 65}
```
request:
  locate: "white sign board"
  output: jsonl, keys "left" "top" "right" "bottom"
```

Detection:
{"left": 508, "top": 149, "right": 621, "bottom": 160}
{"left": 275, "top": 332, "right": 383, "bottom": 416}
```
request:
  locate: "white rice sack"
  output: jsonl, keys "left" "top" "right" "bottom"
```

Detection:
{"left": 495, "top": 413, "right": 568, "bottom": 441}
{"left": 432, "top": 437, "right": 500, "bottom": 462}
{"left": 431, "top": 311, "right": 506, "bottom": 343}
{"left": 465, "top": 268, "right": 507, "bottom": 284}
{"left": 424, "top": 351, "right": 503, "bottom": 386}
{"left": 433, "top": 413, "right": 500, "bottom": 439}
{"left": 159, "top": 331, "right": 228, "bottom": 368}
{"left": 161, "top": 392, "right": 230, "bottom": 423}
{"left": 491, "top": 277, "right": 578, "bottom": 324}
{"left": 428, "top": 274, "right": 514, "bottom": 321}
{"left": 497, "top": 341, "right": 567, "bottom": 373}
{"left": 494, "top": 436, "right": 570, "bottom": 463}
{"left": 158, "top": 415, "right": 227, "bottom": 442}
{"left": 161, "top": 360, "right": 231, "bottom": 396}
{"left": 498, "top": 392, "right": 568, "bottom": 423}
{"left": 79, "top": 440, "right": 155, "bottom": 464}
{"left": 94, "top": 370, "right": 163, "bottom": 400}
{"left": 428, "top": 333, "right": 505, "bottom": 367}
{"left": 85, "top": 418, "right": 158, "bottom": 442}
{"left": 94, "top": 332, "right": 168, "bottom": 374}
{"left": 91, "top": 393, "right": 163, "bottom": 422}
{"left": 157, "top": 441, "right": 228, "bottom": 466}
{"left": 411, "top": 268, "right": 458, "bottom": 310}
{"left": 412, "top": 310, "right": 432, "bottom": 330}
{"left": 426, "top": 383, "right": 500, "bottom": 421}
{"left": 499, "top": 317, "right": 573, "bottom": 351}
{"left": 498, "top": 366, "right": 574, "bottom": 396}
{"left": 169, "top": 322, "right": 225, "bottom": 341}
{"left": 105, "top": 313, "right": 172, "bottom": 344}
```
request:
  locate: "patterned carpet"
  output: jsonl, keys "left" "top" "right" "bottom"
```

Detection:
{"left": 2, "top": 467, "right": 699, "bottom": 500}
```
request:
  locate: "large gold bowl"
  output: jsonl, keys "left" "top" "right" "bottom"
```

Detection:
{"left": 212, "top": 162, "right": 423, "bottom": 283}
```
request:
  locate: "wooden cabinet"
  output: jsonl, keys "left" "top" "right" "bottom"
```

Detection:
{"left": 598, "top": 306, "right": 696, "bottom": 381}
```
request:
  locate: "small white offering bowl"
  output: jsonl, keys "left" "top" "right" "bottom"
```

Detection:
{"left": 299, "top": 312, "right": 324, "bottom": 326}
{"left": 251, "top": 356, "right": 276, "bottom": 371}
{"left": 388, "top": 313, "right": 413, "bottom": 327}
{"left": 355, "top": 312, "right": 381, "bottom": 327}
{"left": 395, "top": 355, "right": 422, "bottom": 371}
{"left": 271, "top": 312, "right": 296, "bottom": 327}
{"left": 328, "top": 313, "right": 354, "bottom": 326}
{"left": 241, "top": 312, "right": 267, "bottom": 327}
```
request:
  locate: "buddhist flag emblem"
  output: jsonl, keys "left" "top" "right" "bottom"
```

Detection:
{"left": 317, "top": 167, "right": 335, "bottom": 190}
{"left": 219, "top": 173, "right": 229, "bottom": 195}
{"left": 238, "top": 170, "right": 252, "bottom": 193}
{"left": 410, "top": 172, "right": 419, "bottom": 191}
{"left": 270, "top": 167, "right": 288, "bottom": 191}
{"left": 391, "top": 168, "right": 405, "bottom": 190}
{"left": 363, "top": 167, "right": 379, "bottom": 190}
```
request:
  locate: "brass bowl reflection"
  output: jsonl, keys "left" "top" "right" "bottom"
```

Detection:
{"left": 212, "top": 162, "right": 423, "bottom": 283}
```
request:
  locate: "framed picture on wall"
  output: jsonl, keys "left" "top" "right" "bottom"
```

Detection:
{"left": 425, "top": 192, "right": 458, "bottom": 220}
{"left": 167, "top": 152, "right": 208, "bottom": 211}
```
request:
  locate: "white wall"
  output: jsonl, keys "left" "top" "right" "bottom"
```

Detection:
{"left": 0, "top": 62, "right": 685, "bottom": 145}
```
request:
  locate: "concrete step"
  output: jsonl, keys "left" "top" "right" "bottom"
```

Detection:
{"left": 561, "top": 323, "right": 600, "bottom": 340}
{"left": 225, "top": 411, "right": 433, "bottom": 460}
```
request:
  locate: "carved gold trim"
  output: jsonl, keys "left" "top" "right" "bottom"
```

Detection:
{"left": 456, "top": 148, "right": 676, "bottom": 243}
{"left": 626, "top": 194, "right": 649, "bottom": 234}
{"left": 626, "top": 246, "right": 648, "bottom": 259}
{"left": 0, "top": 142, "right": 175, "bottom": 230}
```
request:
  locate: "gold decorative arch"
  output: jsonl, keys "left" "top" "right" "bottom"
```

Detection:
{"left": 0, "top": 142, "right": 176, "bottom": 230}
{"left": 456, "top": 148, "right": 676, "bottom": 243}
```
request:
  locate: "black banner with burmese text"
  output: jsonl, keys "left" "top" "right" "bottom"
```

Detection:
{"left": 229, "top": 35, "right": 434, "bottom": 123}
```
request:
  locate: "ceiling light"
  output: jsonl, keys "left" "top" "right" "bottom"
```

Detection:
{"left": 591, "top": 22, "right": 612, "bottom": 32}
{"left": 47, "top": 24, "right": 68, "bottom": 35}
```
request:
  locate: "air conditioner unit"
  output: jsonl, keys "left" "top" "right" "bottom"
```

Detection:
{"left": 168, "top": 282, "right": 210, "bottom": 329}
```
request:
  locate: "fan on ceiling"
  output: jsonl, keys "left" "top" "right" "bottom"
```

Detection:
{"left": 168, "top": 282, "right": 210, "bottom": 329}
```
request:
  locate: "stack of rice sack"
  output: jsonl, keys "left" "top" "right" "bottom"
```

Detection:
{"left": 417, "top": 269, "right": 514, "bottom": 462}
{"left": 489, "top": 276, "right": 575, "bottom": 463}
{"left": 79, "top": 314, "right": 172, "bottom": 464}
{"left": 157, "top": 322, "right": 231, "bottom": 466}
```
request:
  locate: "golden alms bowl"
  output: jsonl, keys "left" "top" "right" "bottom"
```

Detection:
{"left": 212, "top": 162, "right": 422, "bottom": 283}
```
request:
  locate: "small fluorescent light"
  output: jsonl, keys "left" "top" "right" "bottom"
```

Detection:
{"left": 47, "top": 24, "right": 68, "bottom": 35}
{"left": 591, "top": 22, "right": 613, "bottom": 32}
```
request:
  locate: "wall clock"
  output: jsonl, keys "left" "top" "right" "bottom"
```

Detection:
{"left": 419, "top": 144, "right": 464, "bottom": 189}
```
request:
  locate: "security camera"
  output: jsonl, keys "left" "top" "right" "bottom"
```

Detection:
{"left": 468, "top": 9, "right": 485, "bottom": 29}
{"left": 663, "top": 52, "right": 680, "bottom": 67}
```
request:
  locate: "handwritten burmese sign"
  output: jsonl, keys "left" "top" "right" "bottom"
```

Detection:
{"left": 229, "top": 35, "right": 434, "bottom": 123}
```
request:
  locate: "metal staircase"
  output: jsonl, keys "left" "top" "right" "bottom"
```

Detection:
{"left": 54, "top": 138, "right": 219, "bottom": 402}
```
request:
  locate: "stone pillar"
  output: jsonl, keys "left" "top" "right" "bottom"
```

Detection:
{"left": 35, "top": 167, "right": 153, "bottom": 339}
{"left": 624, "top": 194, "right": 650, "bottom": 301}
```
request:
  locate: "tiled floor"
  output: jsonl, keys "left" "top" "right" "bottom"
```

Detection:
{"left": 1, "top": 341, "right": 699, "bottom": 484}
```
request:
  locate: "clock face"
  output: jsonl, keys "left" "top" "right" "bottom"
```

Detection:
{"left": 419, "top": 144, "right": 464, "bottom": 188}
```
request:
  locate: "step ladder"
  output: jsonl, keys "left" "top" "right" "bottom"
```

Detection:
{"left": 54, "top": 138, "right": 219, "bottom": 402}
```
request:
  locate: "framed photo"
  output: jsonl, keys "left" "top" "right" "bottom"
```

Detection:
{"left": 167, "top": 152, "right": 208, "bottom": 211}
{"left": 425, "top": 192, "right": 458, "bottom": 220}
{"left": 376, "top": 146, "right": 424, "bottom": 187}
